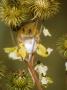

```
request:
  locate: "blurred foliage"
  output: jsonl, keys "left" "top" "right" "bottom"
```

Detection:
{"left": 56, "top": 34, "right": 67, "bottom": 58}
{"left": 0, "top": 61, "right": 6, "bottom": 79}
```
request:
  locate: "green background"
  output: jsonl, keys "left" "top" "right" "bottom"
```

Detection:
{"left": 0, "top": 0, "right": 67, "bottom": 90}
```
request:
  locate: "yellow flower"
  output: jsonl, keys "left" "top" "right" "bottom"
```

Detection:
{"left": 36, "top": 44, "right": 48, "bottom": 57}
{"left": 4, "top": 47, "right": 17, "bottom": 53}
{"left": 17, "top": 44, "right": 27, "bottom": 59}
{"left": 4, "top": 44, "right": 27, "bottom": 60}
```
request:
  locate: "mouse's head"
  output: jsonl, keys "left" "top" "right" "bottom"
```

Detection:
{"left": 17, "top": 22, "right": 39, "bottom": 38}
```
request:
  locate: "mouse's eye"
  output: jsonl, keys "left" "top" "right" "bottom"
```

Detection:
{"left": 28, "top": 29, "right": 32, "bottom": 34}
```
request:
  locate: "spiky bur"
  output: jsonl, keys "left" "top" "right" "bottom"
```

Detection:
{"left": 6, "top": 71, "right": 34, "bottom": 90}
{"left": 56, "top": 35, "right": 67, "bottom": 57}
{"left": 0, "top": 0, "right": 32, "bottom": 27}
{"left": 30, "top": 0, "right": 60, "bottom": 20}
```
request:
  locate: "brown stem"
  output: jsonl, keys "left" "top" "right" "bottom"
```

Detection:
{"left": 26, "top": 55, "right": 43, "bottom": 90}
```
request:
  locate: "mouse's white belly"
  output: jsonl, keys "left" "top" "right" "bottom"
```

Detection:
{"left": 24, "top": 38, "right": 37, "bottom": 53}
